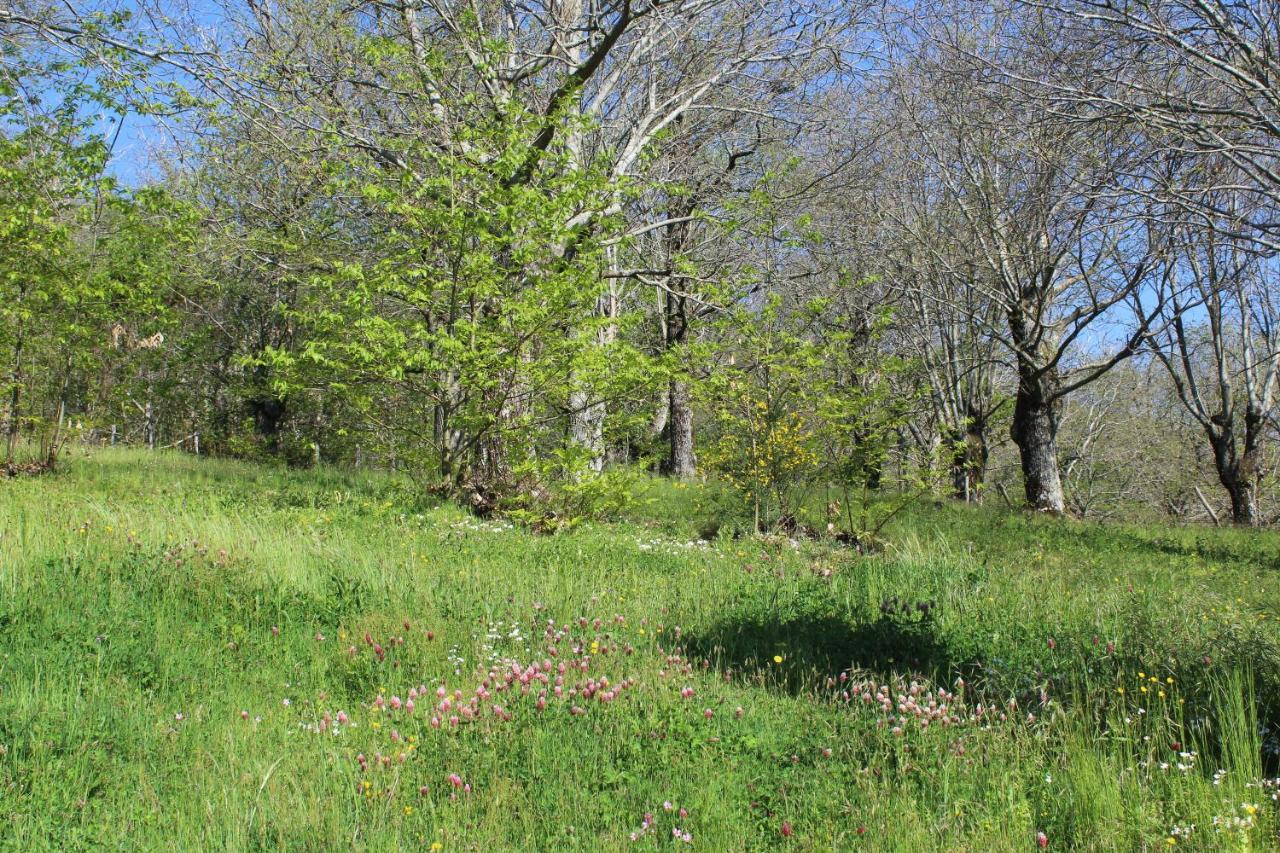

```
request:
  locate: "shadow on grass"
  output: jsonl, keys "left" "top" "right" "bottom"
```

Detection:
{"left": 684, "top": 613, "right": 959, "bottom": 696}
{"left": 1127, "top": 533, "right": 1280, "bottom": 572}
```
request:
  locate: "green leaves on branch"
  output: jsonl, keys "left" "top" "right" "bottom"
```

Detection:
{"left": 698, "top": 292, "right": 918, "bottom": 534}
{"left": 255, "top": 101, "right": 648, "bottom": 491}
{"left": 1, "top": 52, "right": 194, "bottom": 458}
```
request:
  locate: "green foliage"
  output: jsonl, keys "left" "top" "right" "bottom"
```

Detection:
{"left": 505, "top": 446, "right": 647, "bottom": 532}
{"left": 243, "top": 95, "right": 648, "bottom": 490}
{"left": 698, "top": 293, "right": 918, "bottom": 533}
{"left": 0, "top": 51, "right": 193, "bottom": 460}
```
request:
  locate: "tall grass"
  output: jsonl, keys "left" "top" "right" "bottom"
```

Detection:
{"left": 0, "top": 449, "right": 1276, "bottom": 849}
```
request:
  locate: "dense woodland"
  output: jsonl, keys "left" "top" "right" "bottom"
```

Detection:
{"left": 2, "top": 0, "right": 1279, "bottom": 527}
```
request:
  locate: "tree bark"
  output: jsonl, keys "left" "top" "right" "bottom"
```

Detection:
{"left": 566, "top": 285, "right": 616, "bottom": 472}
{"left": 647, "top": 391, "right": 669, "bottom": 440}
{"left": 950, "top": 414, "right": 989, "bottom": 503}
{"left": 144, "top": 400, "right": 156, "bottom": 450}
{"left": 657, "top": 183, "right": 700, "bottom": 480}
{"left": 667, "top": 376, "right": 696, "bottom": 478}
{"left": 1206, "top": 407, "right": 1263, "bottom": 526}
{"left": 569, "top": 387, "right": 606, "bottom": 472}
{"left": 662, "top": 285, "right": 696, "bottom": 479}
{"left": 1225, "top": 479, "right": 1258, "bottom": 527}
{"left": 1010, "top": 364, "right": 1065, "bottom": 514}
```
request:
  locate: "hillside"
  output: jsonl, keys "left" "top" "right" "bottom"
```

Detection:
{"left": 1, "top": 451, "right": 1278, "bottom": 849}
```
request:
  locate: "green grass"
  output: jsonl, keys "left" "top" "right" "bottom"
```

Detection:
{"left": 1, "top": 449, "right": 1278, "bottom": 850}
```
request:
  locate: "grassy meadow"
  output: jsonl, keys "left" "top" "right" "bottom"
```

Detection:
{"left": 1, "top": 449, "right": 1279, "bottom": 850}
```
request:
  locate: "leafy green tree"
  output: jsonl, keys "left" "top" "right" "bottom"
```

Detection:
{"left": 0, "top": 33, "right": 194, "bottom": 461}
{"left": 246, "top": 104, "right": 650, "bottom": 493}
{"left": 1, "top": 52, "right": 111, "bottom": 458}
{"left": 699, "top": 293, "right": 917, "bottom": 534}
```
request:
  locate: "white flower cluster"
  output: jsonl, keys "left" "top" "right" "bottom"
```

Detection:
{"left": 476, "top": 618, "right": 533, "bottom": 667}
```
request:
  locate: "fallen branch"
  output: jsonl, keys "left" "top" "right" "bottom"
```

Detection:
{"left": 1193, "top": 486, "right": 1221, "bottom": 528}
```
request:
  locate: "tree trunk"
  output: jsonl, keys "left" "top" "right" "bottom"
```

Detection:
{"left": 1207, "top": 412, "right": 1262, "bottom": 526}
{"left": 144, "top": 400, "right": 156, "bottom": 450}
{"left": 436, "top": 369, "right": 466, "bottom": 483}
{"left": 660, "top": 187, "right": 698, "bottom": 480}
{"left": 950, "top": 417, "right": 989, "bottom": 503}
{"left": 248, "top": 396, "right": 286, "bottom": 452}
{"left": 1226, "top": 479, "right": 1258, "bottom": 526}
{"left": 647, "top": 392, "right": 669, "bottom": 440}
{"left": 1010, "top": 366, "right": 1065, "bottom": 514}
{"left": 4, "top": 377, "right": 19, "bottom": 460}
{"left": 661, "top": 281, "right": 695, "bottom": 478}
{"left": 569, "top": 387, "right": 606, "bottom": 472}
{"left": 668, "top": 377, "right": 696, "bottom": 478}
{"left": 567, "top": 288, "right": 615, "bottom": 472}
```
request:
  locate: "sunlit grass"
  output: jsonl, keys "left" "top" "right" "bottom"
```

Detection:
{"left": 1, "top": 449, "right": 1277, "bottom": 849}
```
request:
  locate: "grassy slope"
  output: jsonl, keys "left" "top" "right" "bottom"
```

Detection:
{"left": 1, "top": 449, "right": 1278, "bottom": 850}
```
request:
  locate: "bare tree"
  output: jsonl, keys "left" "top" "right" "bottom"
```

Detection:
{"left": 871, "top": 167, "right": 1007, "bottom": 502}
{"left": 1016, "top": 0, "right": 1280, "bottom": 252}
{"left": 1145, "top": 202, "right": 1280, "bottom": 524}
{"left": 872, "top": 14, "right": 1172, "bottom": 513}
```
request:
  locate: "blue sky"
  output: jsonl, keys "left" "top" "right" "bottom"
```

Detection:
{"left": 103, "top": 110, "right": 163, "bottom": 185}
{"left": 94, "top": 0, "right": 227, "bottom": 186}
